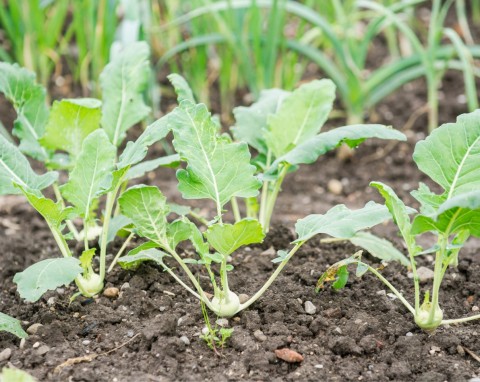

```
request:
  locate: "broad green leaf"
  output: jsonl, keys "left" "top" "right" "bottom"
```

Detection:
{"left": 349, "top": 232, "right": 409, "bottom": 266}
{"left": 118, "top": 116, "right": 172, "bottom": 169}
{"left": 167, "top": 218, "right": 194, "bottom": 249}
{"left": 294, "top": 202, "right": 390, "bottom": 243}
{"left": 0, "top": 62, "right": 49, "bottom": 160}
{"left": 0, "top": 312, "right": 27, "bottom": 339}
{"left": 411, "top": 182, "right": 444, "bottom": 215}
{"left": 118, "top": 246, "right": 168, "bottom": 270}
{"left": 126, "top": 154, "right": 180, "bottom": 180}
{"left": 0, "top": 134, "right": 57, "bottom": 195}
{"left": 268, "top": 124, "right": 406, "bottom": 173}
{"left": 100, "top": 41, "right": 151, "bottom": 146}
{"left": 232, "top": 89, "right": 289, "bottom": 154}
{"left": 119, "top": 185, "right": 169, "bottom": 246}
{"left": 168, "top": 203, "right": 192, "bottom": 216}
{"left": 171, "top": 101, "right": 261, "bottom": 208}
{"left": 412, "top": 190, "right": 480, "bottom": 236}
{"left": 0, "top": 367, "right": 36, "bottom": 382}
{"left": 204, "top": 219, "right": 266, "bottom": 256}
{"left": 413, "top": 110, "right": 480, "bottom": 198}
{"left": 13, "top": 258, "right": 82, "bottom": 302}
{"left": 40, "top": 98, "right": 102, "bottom": 160}
{"left": 107, "top": 214, "right": 132, "bottom": 244}
{"left": 60, "top": 130, "right": 116, "bottom": 217}
{"left": 15, "top": 184, "right": 74, "bottom": 228}
{"left": 167, "top": 73, "right": 195, "bottom": 103}
{"left": 264, "top": 80, "right": 336, "bottom": 158}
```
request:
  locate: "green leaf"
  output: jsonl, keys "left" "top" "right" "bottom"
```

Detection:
{"left": 268, "top": 124, "right": 406, "bottom": 173}
{"left": 204, "top": 219, "right": 265, "bottom": 256}
{"left": 294, "top": 202, "right": 390, "bottom": 243}
{"left": 118, "top": 116, "right": 171, "bottom": 169}
{"left": 167, "top": 218, "right": 194, "bottom": 249}
{"left": 107, "top": 215, "right": 132, "bottom": 244}
{"left": 168, "top": 73, "right": 196, "bottom": 103}
{"left": 100, "top": 41, "right": 151, "bottom": 146}
{"left": 264, "top": 80, "right": 336, "bottom": 158}
{"left": 0, "top": 134, "right": 57, "bottom": 195}
{"left": 168, "top": 203, "right": 192, "bottom": 216}
{"left": 40, "top": 98, "right": 102, "bottom": 160}
{"left": 332, "top": 266, "right": 349, "bottom": 290}
{"left": 119, "top": 185, "right": 169, "bottom": 246}
{"left": 0, "top": 367, "right": 36, "bottom": 382}
{"left": 126, "top": 154, "right": 180, "bottom": 180}
{"left": 0, "top": 312, "right": 27, "bottom": 339}
{"left": 79, "top": 248, "right": 96, "bottom": 274}
{"left": 411, "top": 182, "right": 444, "bottom": 215}
{"left": 60, "top": 130, "right": 116, "bottom": 217}
{"left": 413, "top": 110, "right": 480, "bottom": 198}
{"left": 171, "top": 101, "right": 261, "bottom": 209}
{"left": 232, "top": 89, "right": 289, "bottom": 154}
{"left": 0, "top": 62, "right": 49, "bottom": 160}
{"left": 118, "top": 247, "right": 168, "bottom": 271}
{"left": 349, "top": 232, "right": 409, "bottom": 266}
{"left": 15, "top": 184, "right": 74, "bottom": 228}
{"left": 271, "top": 249, "right": 289, "bottom": 263}
{"left": 412, "top": 190, "right": 480, "bottom": 236}
{"left": 316, "top": 251, "right": 363, "bottom": 292}
{"left": 13, "top": 258, "right": 82, "bottom": 302}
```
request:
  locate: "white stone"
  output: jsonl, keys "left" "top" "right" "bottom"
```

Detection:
{"left": 304, "top": 301, "right": 317, "bottom": 315}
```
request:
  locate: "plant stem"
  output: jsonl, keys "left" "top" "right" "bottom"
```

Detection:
{"left": 237, "top": 241, "right": 303, "bottom": 313}
{"left": 52, "top": 182, "right": 79, "bottom": 240}
{"left": 258, "top": 150, "right": 272, "bottom": 226}
{"left": 107, "top": 232, "right": 135, "bottom": 273}
{"left": 442, "top": 314, "right": 480, "bottom": 325}
{"left": 262, "top": 164, "right": 289, "bottom": 232}
{"left": 162, "top": 265, "right": 202, "bottom": 300}
{"left": 50, "top": 225, "right": 73, "bottom": 258}
{"left": 231, "top": 197, "right": 241, "bottom": 222}
{"left": 188, "top": 210, "right": 209, "bottom": 226}
{"left": 99, "top": 189, "right": 118, "bottom": 281}
{"left": 428, "top": 235, "right": 447, "bottom": 323}
{"left": 219, "top": 255, "right": 231, "bottom": 299}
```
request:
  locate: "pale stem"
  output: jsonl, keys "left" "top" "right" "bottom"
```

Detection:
{"left": 258, "top": 150, "right": 272, "bottom": 226}
{"left": 162, "top": 265, "right": 202, "bottom": 300}
{"left": 236, "top": 241, "right": 303, "bottom": 313}
{"left": 188, "top": 210, "right": 209, "bottom": 226}
{"left": 231, "top": 197, "right": 241, "bottom": 223}
{"left": 107, "top": 232, "right": 135, "bottom": 273}
{"left": 262, "top": 164, "right": 289, "bottom": 231}
{"left": 50, "top": 225, "right": 73, "bottom": 258}
{"left": 99, "top": 189, "right": 119, "bottom": 281}
{"left": 219, "top": 255, "right": 231, "bottom": 300}
{"left": 428, "top": 235, "right": 447, "bottom": 323}
{"left": 442, "top": 314, "right": 480, "bottom": 325}
{"left": 52, "top": 182, "right": 79, "bottom": 240}
{"left": 407, "top": 243, "right": 421, "bottom": 314}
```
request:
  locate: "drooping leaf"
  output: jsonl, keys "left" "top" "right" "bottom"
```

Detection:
{"left": 13, "top": 257, "right": 82, "bottom": 302}
{"left": 0, "top": 134, "right": 57, "bottom": 195}
{"left": 316, "top": 251, "right": 363, "bottom": 292}
{"left": 264, "top": 80, "right": 336, "bottom": 158}
{"left": 268, "top": 124, "right": 406, "bottom": 173}
{"left": 60, "top": 130, "right": 116, "bottom": 217}
{"left": 0, "top": 312, "right": 27, "bottom": 339}
{"left": 117, "top": 116, "right": 171, "bottom": 169}
{"left": 413, "top": 110, "right": 480, "bottom": 198}
{"left": 170, "top": 101, "right": 261, "bottom": 209}
{"left": 126, "top": 154, "right": 180, "bottom": 180}
{"left": 0, "top": 62, "right": 49, "bottom": 160}
{"left": 118, "top": 246, "right": 168, "bottom": 270}
{"left": 271, "top": 249, "right": 289, "bottom": 263}
{"left": 167, "top": 73, "right": 196, "bottom": 103}
{"left": 412, "top": 190, "right": 480, "bottom": 236}
{"left": 15, "top": 184, "right": 74, "bottom": 228}
{"left": 232, "top": 89, "right": 289, "bottom": 154}
{"left": 40, "top": 98, "right": 102, "bottom": 160}
{"left": 349, "top": 232, "right": 409, "bottom": 266}
{"left": 332, "top": 266, "right": 349, "bottom": 290}
{"left": 100, "top": 42, "right": 151, "bottom": 146}
{"left": 119, "top": 185, "right": 169, "bottom": 246}
{"left": 294, "top": 202, "right": 390, "bottom": 243}
{"left": 107, "top": 214, "right": 133, "bottom": 244}
{"left": 205, "top": 219, "right": 265, "bottom": 256}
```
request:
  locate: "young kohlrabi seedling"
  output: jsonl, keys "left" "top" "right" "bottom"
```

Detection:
{"left": 115, "top": 75, "right": 409, "bottom": 318}
{"left": 319, "top": 110, "right": 480, "bottom": 331}
{"left": 0, "top": 42, "right": 178, "bottom": 303}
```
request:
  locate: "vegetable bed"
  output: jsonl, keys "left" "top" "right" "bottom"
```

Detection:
{"left": 1, "top": 68, "right": 480, "bottom": 381}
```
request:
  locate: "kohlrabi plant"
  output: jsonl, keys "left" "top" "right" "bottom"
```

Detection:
{"left": 114, "top": 75, "right": 410, "bottom": 318}
{"left": 318, "top": 110, "right": 480, "bottom": 332}
{"left": 0, "top": 42, "right": 178, "bottom": 302}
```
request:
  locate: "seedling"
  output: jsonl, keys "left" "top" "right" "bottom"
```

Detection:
{"left": 200, "top": 301, "right": 234, "bottom": 355}
{"left": 0, "top": 312, "right": 27, "bottom": 339}
{"left": 0, "top": 42, "right": 177, "bottom": 303}
{"left": 116, "top": 75, "right": 408, "bottom": 317}
{"left": 319, "top": 110, "right": 480, "bottom": 331}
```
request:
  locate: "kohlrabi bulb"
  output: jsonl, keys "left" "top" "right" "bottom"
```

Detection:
{"left": 210, "top": 290, "right": 240, "bottom": 318}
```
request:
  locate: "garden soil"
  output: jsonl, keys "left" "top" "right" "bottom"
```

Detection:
{"left": 1, "top": 64, "right": 480, "bottom": 381}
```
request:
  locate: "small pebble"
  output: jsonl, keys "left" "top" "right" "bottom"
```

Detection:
{"left": 334, "top": 327, "right": 342, "bottom": 334}
{"left": 27, "top": 323, "right": 43, "bottom": 335}
{"left": 47, "top": 297, "right": 55, "bottom": 306}
{"left": 0, "top": 348, "right": 12, "bottom": 362}
{"left": 32, "top": 342, "right": 40, "bottom": 349}
{"left": 429, "top": 345, "right": 441, "bottom": 355}
{"left": 121, "top": 282, "right": 130, "bottom": 290}
{"left": 253, "top": 330, "right": 267, "bottom": 342}
{"left": 457, "top": 345, "right": 465, "bottom": 356}
{"left": 416, "top": 266, "right": 435, "bottom": 283}
{"left": 56, "top": 288, "right": 65, "bottom": 295}
{"left": 275, "top": 348, "right": 304, "bottom": 363}
{"left": 261, "top": 247, "right": 276, "bottom": 256}
{"left": 127, "top": 330, "right": 135, "bottom": 338}
{"left": 314, "top": 364, "right": 323, "bottom": 369}
{"left": 238, "top": 294, "right": 249, "bottom": 304}
{"left": 304, "top": 301, "right": 317, "bottom": 315}
{"left": 179, "top": 336, "right": 190, "bottom": 346}
{"left": 472, "top": 306, "right": 479, "bottom": 312}
{"left": 216, "top": 318, "right": 229, "bottom": 327}
{"left": 201, "top": 327, "right": 209, "bottom": 335}
{"left": 328, "top": 179, "right": 343, "bottom": 195}
{"left": 406, "top": 332, "right": 413, "bottom": 337}
{"left": 35, "top": 345, "right": 50, "bottom": 355}
{"left": 103, "top": 287, "right": 119, "bottom": 298}
{"left": 468, "top": 378, "right": 480, "bottom": 382}
{"left": 82, "top": 340, "right": 91, "bottom": 345}
{"left": 159, "top": 306, "right": 166, "bottom": 312}
{"left": 376, "top": 290, "right": 386, "bottom": 296}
